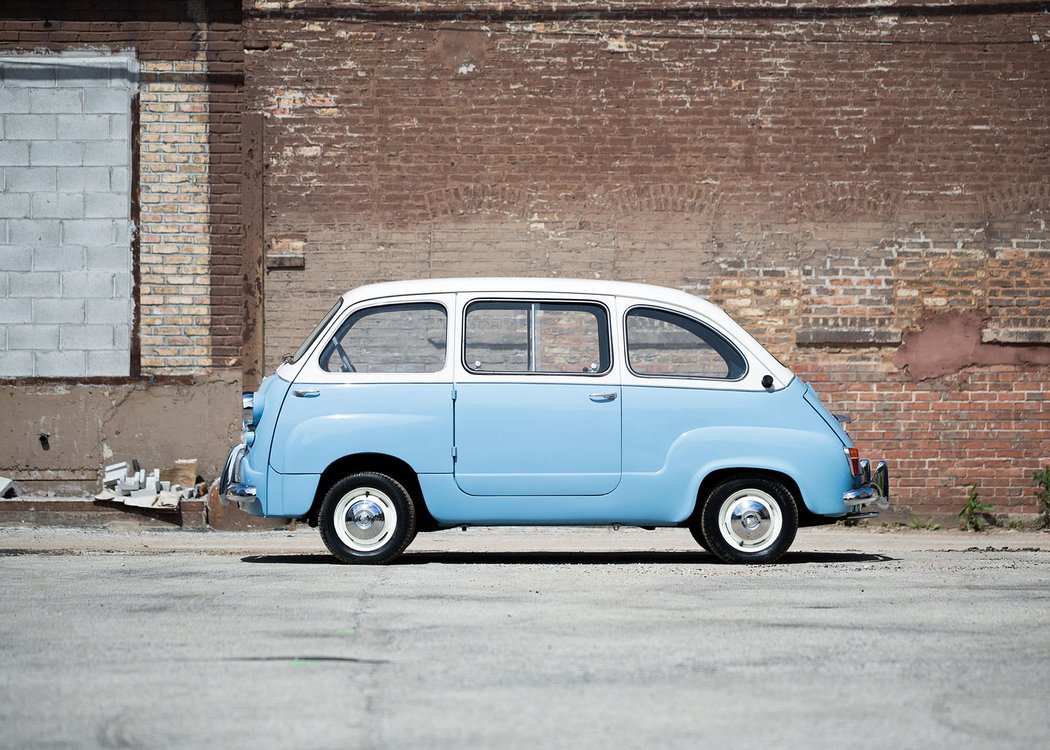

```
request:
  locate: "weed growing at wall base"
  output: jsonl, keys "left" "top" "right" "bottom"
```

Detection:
{"left": 908, "top": 518, "right": 941, "bottom": 531}
{"left": 959, "top": 484, "right": 995, "bottom": 532}
{"left": 1034, "top": 467, "right": 1050, "bottom": 529}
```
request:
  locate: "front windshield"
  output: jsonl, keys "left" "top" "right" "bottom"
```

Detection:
{"left": 289, "top": 299, "right": 343, "bottom": 364}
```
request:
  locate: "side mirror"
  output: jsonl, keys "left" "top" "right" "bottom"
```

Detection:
{"left": 761, "top": 375, "right": 774, "bottom": 389}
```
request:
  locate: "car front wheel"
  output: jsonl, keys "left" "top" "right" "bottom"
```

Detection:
{"left": 700, "top": 477, "right": 798, "bottom": 564}
{"left": 319, "top": 472, "right": 417, "bottom": 564}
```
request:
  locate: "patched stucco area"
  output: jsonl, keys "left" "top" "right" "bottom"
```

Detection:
{"left": 894, "top": 311, "right": 1050, "bottom": 381}
{"left": 0, "top": 374, "right": 240, "bottom": 493}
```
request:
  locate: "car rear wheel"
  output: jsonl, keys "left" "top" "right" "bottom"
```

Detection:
{"left": 700, "top": 477, "right": 798, "bottom": 564}
{"left": 319, "top": 472, "right": 417, "bottom": 564}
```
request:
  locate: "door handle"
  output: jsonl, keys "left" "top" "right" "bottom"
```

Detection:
{"left": 293, "top": 389, "right": 320, "bottom": 398}
{"left": 589, "top": 391, "right": 617, "bottom": 402}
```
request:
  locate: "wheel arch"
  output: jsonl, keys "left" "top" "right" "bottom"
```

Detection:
{"left": 686, "top": 467, "right": 809, "bottom": 526}
{"left": 306, "top": 453, "right": 438, "bottom": 530}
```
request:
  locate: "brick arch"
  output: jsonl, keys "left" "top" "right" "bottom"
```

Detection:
{"left": 980, "top": 182, "right": 1050, "bottom": 220}
{"left": 792, "top": 184, "right": 902, "bottom": 223}
{"left": 424, "top": 185, "right": 530, "bottom": 222}
{"left": 426, "top": 185, "right": 546, "bottom": 278}
{"left": 599, "top": 183, "right": 720, "bottom": 218}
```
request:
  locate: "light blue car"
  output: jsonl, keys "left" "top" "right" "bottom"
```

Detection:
{"left": 221, "top": 278, "right": 888, "bottom": 564}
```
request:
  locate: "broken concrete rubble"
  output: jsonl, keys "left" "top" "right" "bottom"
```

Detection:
{"left": 0, "top": 476, "right": 21, "bottom": 499}
{"left": 97, "top": 459, "right": 199, "bottom": 512}
{"left": 103, "top": 461, "right": 128, "bottom": 487}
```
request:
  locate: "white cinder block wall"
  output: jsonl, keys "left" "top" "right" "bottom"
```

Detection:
{"left": 0, "top": 54, "right": 135, "bottom": 377}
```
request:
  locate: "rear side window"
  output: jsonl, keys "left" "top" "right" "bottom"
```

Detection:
{"left": 464, "top": 301, "right": 611, "bottom": 375}
{"left": 626, "top": 307, "right": 746, "bottom": 380}
{"left": 319, "top": 302, "right": 447, "bottom": 373}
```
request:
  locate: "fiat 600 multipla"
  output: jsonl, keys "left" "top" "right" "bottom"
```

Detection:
{"left": 221, "top": 278, "right": 888, "bottom": 564}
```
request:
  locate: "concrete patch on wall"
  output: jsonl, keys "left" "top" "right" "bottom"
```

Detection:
{"left": 893, "top": 311, "right": 1050, "bottom": 381}
{"left": 0, "top": 372, "right": 240, "bottom": 494}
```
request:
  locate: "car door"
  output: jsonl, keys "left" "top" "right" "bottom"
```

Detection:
{"left": 453, "top": 296, "right": 621, "bottom": 496}
{"left": 269, "top": 296, "right": 455, "bottom": 478}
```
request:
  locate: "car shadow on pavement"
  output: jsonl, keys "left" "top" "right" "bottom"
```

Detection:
{"left": 241, "top": 551, "right": 895, "bottom": 566}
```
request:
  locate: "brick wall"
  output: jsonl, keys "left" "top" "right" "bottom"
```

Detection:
{"left": 138, "top": 58, "right": 213, "bottom": 372}
{"left": 1, "top": 2, "right": 1046, "bottom": 516}
{"left": 801, "top": 364, "right": 1049, "bottom": 519}
{"left": 247, "top": 1, "right": 1050, "bottom": 518}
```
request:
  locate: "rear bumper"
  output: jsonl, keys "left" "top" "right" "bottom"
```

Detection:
{"left": 218, "top": 443, "right": 257, "bottom": 506}
{"left": 842, "top": 460, "right": 890, "bottom": 519}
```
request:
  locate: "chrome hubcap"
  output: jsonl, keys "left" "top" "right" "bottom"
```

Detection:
{"left": 732, "top": 502, "right": 770, "bottom": 540}
{"left": 718, "top": 488, "right": 782, "bottom": 553}
{"left": 333, "top": 487, "right": 398, "bottom": 552}
{"left": 348, "top": 499, "right": 385, "bottom": 540}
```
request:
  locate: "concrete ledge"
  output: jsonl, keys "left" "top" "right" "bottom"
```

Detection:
{"left": 981, "top": 327, "right": 1050, "bottom": 345}
{"left": 796, "top": 327, "right": 901, "bottom": 347}
{"left": 0, "top": 490, "right": 288, "bottom": 531}
{"left": 0, "top": 496, "right": 213, "bottom": 529}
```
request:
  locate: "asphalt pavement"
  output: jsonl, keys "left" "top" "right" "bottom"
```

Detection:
{"left": 1, "top": 525, "right": 1048, "bottom": 750}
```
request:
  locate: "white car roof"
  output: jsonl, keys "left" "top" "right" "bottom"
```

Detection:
{"left": 337, "top": 277, "right": 794, "bottom": 387}
{"left": 343, "top": 277, "right": 717, "bottom": 313}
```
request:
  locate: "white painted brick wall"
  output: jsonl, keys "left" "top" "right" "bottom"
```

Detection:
{"left": 0, "top": 54, "right": 135, "bottom": 378}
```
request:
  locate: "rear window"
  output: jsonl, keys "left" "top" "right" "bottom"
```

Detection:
{"left": 626, "top": 307, "right": 746, "bottom": 380}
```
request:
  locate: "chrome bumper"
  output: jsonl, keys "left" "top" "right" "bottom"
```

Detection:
{"left": 218, "top": 443, "right": 257, "bottom": 507}
{"left": 842, "top": 460, "right": 890, "bottom": 519}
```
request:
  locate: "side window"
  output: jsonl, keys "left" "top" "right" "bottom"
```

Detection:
{"left": 464, "top": 301, "right": 610, "bottom": 375}
{"left": 319, "top": 303, "right": 447, "bottom": 374}
{"left": 463, "top": 303, "right": 528, "bottom": 372}
{"left": 626, "top": 307, "right": 746, "bottom": 380}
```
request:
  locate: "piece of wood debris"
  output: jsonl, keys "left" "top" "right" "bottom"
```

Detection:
{"left": 160, "top": 459, "right": 197, "bottom": 490}
{"left": 155, "top": 490, "right": 181, "bottom": 510}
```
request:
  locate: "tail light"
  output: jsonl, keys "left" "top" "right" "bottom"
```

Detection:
{"left": 242, "top": 392, "right": 256, "bottom": 430}
{"left": 844, "top": 447, "right": 860, "bottom": 477}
